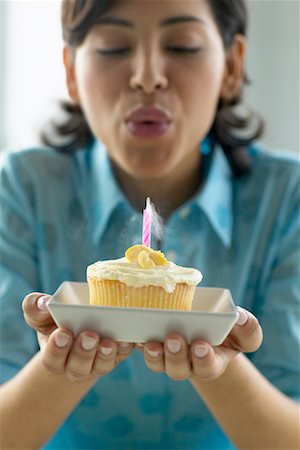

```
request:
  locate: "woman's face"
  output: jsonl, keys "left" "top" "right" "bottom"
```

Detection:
{"left": 66, "top": 0, "right": 231, "bottom": 180}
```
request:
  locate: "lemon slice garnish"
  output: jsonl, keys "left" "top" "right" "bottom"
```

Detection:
{"left": 125, "top": 244, "right": 148, "bottom": 262}
{"left": 150, "top": 250, "right": 168, "bottom": 266}
{"left": 125, "top": 244, "right": 168, "bottom": 268}
{"left": 138, "top": 250, "right": 155, "bottom": 268}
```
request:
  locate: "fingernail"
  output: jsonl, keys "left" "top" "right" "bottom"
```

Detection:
{"left": 30, "top": 294, "right": 40, "bottom": 306}
{"left": 100, "top": 346, "right": 113, "bottom": 356}
{"left": 37, "top": 296, "right": 50, "bottom": 312}
{"left": 194, "top": 344, "right": 208, "bottom": 358}
{"left": 55, "top": 332, "right": 70, "bottom": 348}
{"left": 237, "top": 307, "right": 248, "bottom": 326}
{"left": 166, "top": 339, "right": 181, "bottom": 354}
{"left": 81, "top": 336, "right": 97, "bottom": 351}
{"left": 119, "top": 342, "right": 130, "bottom": 348}
{"left": 146, "top": 349, "right": 160, "bottom": 358}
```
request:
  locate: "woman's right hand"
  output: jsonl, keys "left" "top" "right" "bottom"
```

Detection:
{"left": 22, "top": 293, "right": 133, "bottom": 382}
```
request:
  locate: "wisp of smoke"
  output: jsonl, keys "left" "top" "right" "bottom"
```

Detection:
{"left": 149, "top": 199, "right": 164, "bottom": 243}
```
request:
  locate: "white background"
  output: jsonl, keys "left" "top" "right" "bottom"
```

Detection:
{"left": 1, "top": 0, "right": 299, "bottom": 153}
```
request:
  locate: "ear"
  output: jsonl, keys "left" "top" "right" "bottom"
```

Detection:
{"left": 63, "top": 46, "right": 80, "bottom": 104}
{"left": 220, "top": 34, "right": 246, "bottom": 103}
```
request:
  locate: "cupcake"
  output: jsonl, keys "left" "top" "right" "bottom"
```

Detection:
{"left": 87, "top": 245, "right": 202, "bottom": 310}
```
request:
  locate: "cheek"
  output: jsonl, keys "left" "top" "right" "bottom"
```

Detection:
{"left": 177, "top": 60, "right": 225, "bottom": 140}
{"left": 181, "top": 59, "right": 224, "bottom": 112}
{"left": 75, "top": 57, "right": 124, "bottom": 123}
{"left": 77, "top": 72, "right": 111, "bottom": 115}
{"left": 78, "top": 75, "right": 124, "bottom": 147}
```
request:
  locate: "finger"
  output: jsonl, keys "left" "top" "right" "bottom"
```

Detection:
{"left": 118, "top": 342, "right": 133, "bottom": 355}
{"left": 41, "top": 328, "right": 74, "bottom": 374}
{"left": 135, "top": 343, "right": 145, "bottom": 353}
{"left": 164, "top": 334, "right": 192, "bottom": 381}
{"left": 92, "top": 338, "right": 118, "bottom": 376}
{"left": 144, "top": 341, "right": 164, "bottom": 373}
{"left": 22, "top": 292, "right": 56, "bottom": 335}
{"left": 65, "top": 332, "right": 100, "bottom": 381}
{"left": 226, "top": 307, "right": 263, "bottom": 353}
{"left": 190, "top": 341, "right": 225, "bottom": 380}
{"left": 115, "top": 342, "right": 133, "bottom": 364}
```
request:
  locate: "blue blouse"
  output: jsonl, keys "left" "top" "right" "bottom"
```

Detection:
{"left": 0, "top": 139, "right": 299, "bottom": 449}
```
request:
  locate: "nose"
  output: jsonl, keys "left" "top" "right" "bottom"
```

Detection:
{"left": 129, "top": 47, "right": 169, "bottom": 94}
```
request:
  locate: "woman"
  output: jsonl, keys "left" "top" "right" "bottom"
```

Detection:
{"left": 0, "top": 0, "right": 299, "bottom": 448}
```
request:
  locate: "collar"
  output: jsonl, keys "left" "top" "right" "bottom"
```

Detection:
{"left": 194, "top": 145, "right": 233, "bottom": 247}
{"left": 88, "top": 139, "right": 233, "bottom": 247}
{"left": 88, "top": 140, "right": 126, "bottom": 241}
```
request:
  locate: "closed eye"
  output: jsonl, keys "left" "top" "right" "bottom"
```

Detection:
{"left": 167, "top": 46, "right": 202, "bottom": 54}
{"left": 96, "top": 48, "right": 130, "bottom": 56}
{"left": 96, "top": 46, "right": 202, "bottom": 57}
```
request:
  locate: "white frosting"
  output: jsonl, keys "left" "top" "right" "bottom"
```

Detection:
{"left": 87, "top": 257, "right": 203, "bottom": 293}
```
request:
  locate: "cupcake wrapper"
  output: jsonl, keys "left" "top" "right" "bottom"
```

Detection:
{"left": 87, "top": 278, "right": 195, "bottom": 311}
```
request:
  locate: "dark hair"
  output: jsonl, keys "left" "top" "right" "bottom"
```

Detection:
{"left": 42, "top": 0, "right": 264, "bottom": 176}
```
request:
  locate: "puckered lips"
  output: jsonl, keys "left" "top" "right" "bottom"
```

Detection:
{"left": 125, "top": 105, "right": 172, "bottom": 138}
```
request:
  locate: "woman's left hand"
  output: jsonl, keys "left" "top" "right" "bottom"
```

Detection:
{"left": 137, "top": 307, "right": 263, "bottom": 381}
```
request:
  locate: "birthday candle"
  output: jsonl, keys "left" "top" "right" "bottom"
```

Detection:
{"left": 142, "top": 197, "right": 152, "bottom": 247}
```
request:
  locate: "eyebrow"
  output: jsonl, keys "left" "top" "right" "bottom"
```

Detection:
{"left": 161, "top": 15, "right": 206, "bottom": 27}
{"left": 96, "top": 15, "right": 206, "bottom": 28}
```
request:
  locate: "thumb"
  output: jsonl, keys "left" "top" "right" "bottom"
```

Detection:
{"left": 225, "top": 307, "right": 263, "bottom": 353}
{"left": 22, "top": 292, "right": 57, "bottom": 335}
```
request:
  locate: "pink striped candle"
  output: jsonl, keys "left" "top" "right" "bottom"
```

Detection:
{"left": 142, "top": 197, "right": 152, "bottom": 247}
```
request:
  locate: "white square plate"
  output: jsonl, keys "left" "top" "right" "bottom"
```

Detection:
{"left": 48, "top": 282, "right": 238, "bottom": 345}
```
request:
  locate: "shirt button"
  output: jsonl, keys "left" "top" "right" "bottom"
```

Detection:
{"left": 166, "top": 250, "right": 177, "bottom": 262}
{"left": 179, "top": 207, "right": 191, "bottom": 219}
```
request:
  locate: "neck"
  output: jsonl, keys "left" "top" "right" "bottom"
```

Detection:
{"left": 112, "top": 152, "right": 202, "bottom": 221}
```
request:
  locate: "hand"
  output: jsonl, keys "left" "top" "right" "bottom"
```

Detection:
{"left": 138, "top": 307, "right": 263, "bottom": 381}
{"left": 22, "top": 292, "right": 133, "bottom": 382}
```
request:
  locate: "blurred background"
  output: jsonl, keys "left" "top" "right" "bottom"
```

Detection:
{"left": 0, "top": 0, "right": 299, "bottom": 153}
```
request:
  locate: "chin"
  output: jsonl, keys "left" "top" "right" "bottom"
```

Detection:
{"left": 127, "top": 162, "right": 171, "bottom": 180}
{"left": 125, "top": 147, "right": 175, "bottom": 176}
